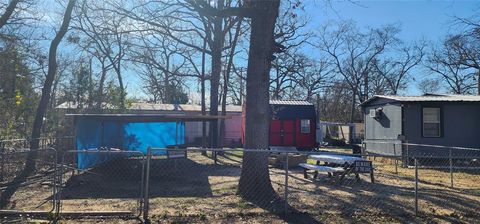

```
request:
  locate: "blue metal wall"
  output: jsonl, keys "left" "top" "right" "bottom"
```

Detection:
{"left": 75, "top": 117, "right": 185, "bottom": 169}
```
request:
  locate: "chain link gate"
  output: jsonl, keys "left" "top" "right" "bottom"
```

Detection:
{"left": 56, "top": 150, "right": 146, "bottom": 218}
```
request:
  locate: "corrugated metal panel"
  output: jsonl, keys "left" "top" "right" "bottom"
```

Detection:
{"left": 269, "top": 100, "right": 313, "bottom": 105}
{"left": 361, "top": 94, "right": 480, "bottom": 106}
{"left": 57, "top": 102, "right": 243, "bottom": 113}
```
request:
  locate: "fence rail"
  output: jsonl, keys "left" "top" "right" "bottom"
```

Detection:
{"left": 0, "top": 139, "right": 479, "bottom": 223}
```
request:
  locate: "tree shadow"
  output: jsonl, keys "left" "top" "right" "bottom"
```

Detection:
{"left": 0, "top": 150, "right": 55, "bottom": 210}
{"left": 282, "top": 169, "right": 480, "bottom": 223}
{"left": 60, "top": 157, "right": 242, "bottom": 199}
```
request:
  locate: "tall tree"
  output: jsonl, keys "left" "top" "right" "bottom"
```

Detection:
{"left": 373, "top": 42, "right": 425, "bottom": 95}
{"left": 237, "top": 0, "right": 281, "bottom": 203}
{"left": 30, "top": 0, "right": 76, "bottom": 156}
{"left": 73, "top": 0, "right": 130, "bottom": 108}
{"left": 317, "top": 21, "right": 399, "bottom": 122}
{"left": 425, "top": 41, "right": 477, "bottom": 94}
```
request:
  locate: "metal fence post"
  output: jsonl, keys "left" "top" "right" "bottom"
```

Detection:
{"left": 0, "top": 141, "right": 4, "bottom": 182}
{"left": 449, "top": 148, "right": 453, "bottom": 188}
{"left": 52, "top": 149, "right": 58, "bottom": 215}
{"left": 143, "top": 147, "right": 152, "bottom": 222}
{"left": 56, "top": 150, "right": 66, "bottom": 216}
{"left": 414, "top": 158, "right": 419, "bottom": 216}
{"left": 393, "top": 143, "right": 398, "bottom": 174}
{"left": 361, "top": 141, "right": 366, "bottom": 159}
{"left": 284, "top": 151, "right": 289, "bottom": 218}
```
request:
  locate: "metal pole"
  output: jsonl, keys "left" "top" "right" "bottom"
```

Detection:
{"left": 284, "top": 152, "right": 289, "bottom": 217}
{"left": 393, "top": 143, "right": 398, "bottom": 174}
{"left": 449, "top": 148, "right": 453, "bottom": 188}
{"left": 52, "top": 149, "right": 58, "bottom": 214}
{"left": 139, "top": 151, "right": 145, "bottom": 216}
{"left": 361, "top": 141, "right": 365, "bottom": 158}
{"left": 414, "top": 158, "right": 418, "bottom": 216}
{"left": 143, "top": 147, "right": 152, "bottom": 222}
{"left": 175, "top": 122, "right": 178, "bottom": 146}
{"left": 0, "top": 141, "right": 4, "bottom": 182}
{"left": 56, "top": 151, "right": 66, "bottom": 216}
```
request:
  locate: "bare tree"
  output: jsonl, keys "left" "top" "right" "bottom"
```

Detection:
{"left": 237, "top": 0, "right": 281, "bottom": 203}
{"left": 417, "top": 78, "right": 442, "bottom": 94}
{"left": 219, "top": 17, "right": 243, "bottom": 147}
{"left": 425, "top": 42, "right": 477, "bottom": 94}
{"left": 317, "top": 21, "right": 399, "bottom": 122}
{"left": 270, "top": 0, "right": 311, "bottom": 99}
{"left": 30, "top": 0, "right": 76, "bottom": 167}
{"left": 373, "top": 42, "right": 425, "bottom": 95}
{"left": 72, "top": 0, "right": 131, "bottom": 108}
{"left": 129, "top": 33, "right": 191, "bottom": 103}
{"left": 291, "top": 56, "right": 333, "bottom": 101}
{"left": 450, "top": 16, "right": 480, "bottom": 93}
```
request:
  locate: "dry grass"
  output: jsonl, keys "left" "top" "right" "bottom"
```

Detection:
{"left": 1, "top": 150, "right": 479, "bottom": 223}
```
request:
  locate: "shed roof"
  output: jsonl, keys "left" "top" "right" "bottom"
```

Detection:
{"left": 360, "top": 93, "right": 480, "bottom": 106}
{"left": 66, "top": 114, "right": 230, "bottom": 122}
{"left": 269, "top": 100, "right": 313, "bottom": 105}
{"left": 57, "top": 102, "right": 243, "bottom": 113}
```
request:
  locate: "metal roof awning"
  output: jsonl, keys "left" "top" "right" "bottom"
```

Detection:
{"left": 360, "top": 93, "right": 480, "bottom": 107}
{"left": 66, "top": 113, "right": 231, "bottom": 122}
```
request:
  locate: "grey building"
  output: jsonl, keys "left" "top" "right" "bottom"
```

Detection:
{"left": 360, "top": 94, "right": 480, "bottom": 159}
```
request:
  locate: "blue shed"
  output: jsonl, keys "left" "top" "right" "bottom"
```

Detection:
{"left": 68, "top": 114, "right": 222, "bottom": 169}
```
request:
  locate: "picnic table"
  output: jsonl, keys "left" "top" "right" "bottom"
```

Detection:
{"left": 299, "top": 153, "right": 374, "bottom": 183}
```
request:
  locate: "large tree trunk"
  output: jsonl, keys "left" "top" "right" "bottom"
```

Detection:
{"left": 209, "top": 0, "right": 224, "bottom": 149}
{"left": 29, "top": 0, "right": 76, "bottom": 169}
{"left": 350, "top": 91, "right": 356, "bottom": 123}
{"left": 238, "top": 0, "right": 280, "bottom": 205}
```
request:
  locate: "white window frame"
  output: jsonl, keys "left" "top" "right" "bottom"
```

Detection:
{"left": 422, "top": 107, "right": 441, "bottom": 138}
{"left": 300, "top": 119, "right": 311, "bottom": 134}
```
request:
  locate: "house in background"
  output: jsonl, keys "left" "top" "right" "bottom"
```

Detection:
{"left": 360, "top": 93, "right": 480, "bottom": 159}
{"left": 57, "top": 102, "right": 243, "bottom": 147}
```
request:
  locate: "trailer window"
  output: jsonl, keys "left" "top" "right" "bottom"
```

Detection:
{"left": 423, "top": 108, "right": 441, "bottom": 137}
{"left": 301, "top": 119, "right": 310, "bottom": 134}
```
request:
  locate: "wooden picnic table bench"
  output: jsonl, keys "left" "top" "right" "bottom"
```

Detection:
{"left": 301, "top": 154, "right": 375, "bottom": 183}
{"left": 299, "top": 163, "right": 344, "bottom": 179}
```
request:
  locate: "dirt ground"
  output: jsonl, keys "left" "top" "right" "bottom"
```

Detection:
{"left": 1, "top": 150, "right": 479, "bottom": 223}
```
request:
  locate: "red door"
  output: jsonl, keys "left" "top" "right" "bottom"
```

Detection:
{"left": 270, "top": 120, "right": 282, "bottom": 146}
{"left": 282, "top": 120, "right": 295, "bottom": 146}
{"left": 270, "top": 120, "right": 296, "bottom": 146}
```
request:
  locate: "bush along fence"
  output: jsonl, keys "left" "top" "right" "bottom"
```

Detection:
{"left": 0, "top": 139, "right": 479, "bottom": 223}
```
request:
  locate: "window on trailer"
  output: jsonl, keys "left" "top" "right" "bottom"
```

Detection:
{"left": 423, "top": 107, "right": 441, "bottom": 137}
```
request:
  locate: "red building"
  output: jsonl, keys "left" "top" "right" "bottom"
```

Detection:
{"left": 242, "top": 100, "right": 317, "bottom": 150}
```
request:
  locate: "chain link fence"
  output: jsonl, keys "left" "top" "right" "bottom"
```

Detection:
{"left": 57, "top": 150, "right": 145, "bottom": 217}
{"left": 0, "top": 146, "right": 58, "bottom": 213}
{"left": 0, "top": 139, "right": 479, "bottom": 223}
{"left": 362, "top": 141, "right": 480, "bottom": 223}
{"left": 143, "top": 148, "right": 286, "bottom": 223}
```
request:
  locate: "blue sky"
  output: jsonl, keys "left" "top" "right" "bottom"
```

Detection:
{"left": 308, "top": 0, "right": 479, "bottom": 42}
{"left": 303, "top": 0, "right": 480, "bottom": 94}
{"left": 95, "top": 1, "right": 480, "bottom": 99}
